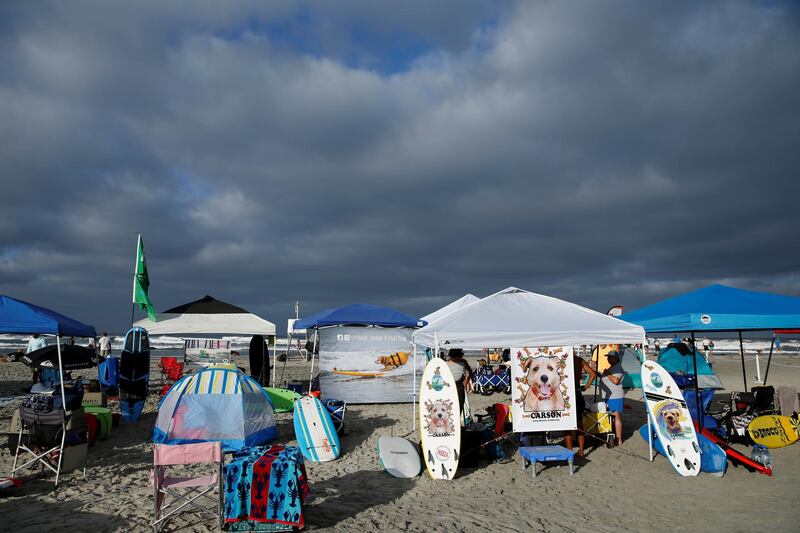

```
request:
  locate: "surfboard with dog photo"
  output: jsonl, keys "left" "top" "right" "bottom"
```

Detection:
{"left": 641, "top": 361, "right": 700, "bottom": 476}
{"left": 419, "top": 357, "right": 460, "bottom": 480}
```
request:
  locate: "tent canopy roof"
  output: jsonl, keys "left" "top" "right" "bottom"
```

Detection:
{"left": 421, "top": 294, "right": 480, "bottom": 325}
{"left": 620, "top": 284, "right": 800, "bottom": 333}
{"left": 22, "top": 344, "right": 97, "bottom": 370}
{"left": 294, "top": 303, "right": 423, "bottom": 330}
{"left": 134, "top": 295, "right": 275, "bottom": 335}
{"left": 0, "top": 295, "right": 96, "bottom": 337}
{"left": 413, "top": 287, "right": 645, "bottom": 349}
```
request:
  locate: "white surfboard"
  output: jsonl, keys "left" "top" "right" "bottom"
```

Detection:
{"left": 293, "top": 395, "right": 341, "bottom": 462}
{"left": 641, "top": 361, "right": 700, "bottom": 477}
{"left": 419, "top": 358, "right": 460, "bottom": 480}
{"left": 377, "top": 437, "right": 421, "bottom": 478}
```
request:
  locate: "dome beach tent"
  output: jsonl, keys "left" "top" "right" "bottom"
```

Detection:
{"left": 619, "top": 284, "right": 800, "bottom": 428}
{"left": 289, "top": 304, "right": 425, "bottom": 403}
{"left": 421, "top": 294, "right": 480, "bottom": 325}
{"left": 153, "top": 365, "right": 277, "bottom": 452}
{"left": 412, "top": 287, "right": 645, "bottom": 428}
{"left": 657, "top": 345, "right": 723, "bottom": 390}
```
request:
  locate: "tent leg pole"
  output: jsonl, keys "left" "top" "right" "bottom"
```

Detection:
{"left": 754, "top": 349, "right": 762, "bottom": 384}
{"left": 647, "top": 413, "right": 653, "bottom": 461}
{"left": 412, "top": 343, "right": 417, "bottom": 431}
{"left": 690, "top": 332, "right": 702, "bottom": 431}
{"left": 739, "top": 331, "right": 747, "bottom": 390}
{"left": 764, "top": 337, "right": 775, "bottom": 386}
{"left": 57, "top": 336, "right": 66, "bottom": 409}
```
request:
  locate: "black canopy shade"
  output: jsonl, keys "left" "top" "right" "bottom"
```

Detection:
{"left": 162, "top": 295, "right": 249, "bottom": 314}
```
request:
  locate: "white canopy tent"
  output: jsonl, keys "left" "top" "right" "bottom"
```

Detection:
{"left": 421, "top": 294, "right": 480, "bottom": 325}
{"left": 133, "top": 295, "right": 276, "bottom": 336}
{"left": 410, "top": 287, "right": 645, "bottom": 427}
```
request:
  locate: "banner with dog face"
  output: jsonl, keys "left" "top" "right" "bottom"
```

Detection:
{"left": 511, "top": 346, "right": 577, "bottom": 432}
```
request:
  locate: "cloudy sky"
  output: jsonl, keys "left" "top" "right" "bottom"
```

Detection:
{"left": 1, "top": 1, "right": 798, "bottom": 334}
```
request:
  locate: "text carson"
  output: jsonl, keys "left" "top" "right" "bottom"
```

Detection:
{"left": 528, "top": 411, "right": 563, "bottom": 420}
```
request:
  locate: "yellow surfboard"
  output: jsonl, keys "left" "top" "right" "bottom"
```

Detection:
{"left": 747, "top": 415, "right": 800, "bottom": 448}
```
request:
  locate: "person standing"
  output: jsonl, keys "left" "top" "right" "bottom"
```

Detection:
{"left": 564, "top": 353, "right": 598, "bottom": 458}
{"left": 26, "top": 334, "right": 47, "bottom": 384}
{"left": 446, "top": 348, "right": 473, "bottom": 418}
{"left": 775, "top": 336, "right": 782, "bottom": 354}
{"left": 600, "top": 350, "right": 625, "bottom": 446}
{"left": 99, "top": 332, "right": 112, "bottom": 357}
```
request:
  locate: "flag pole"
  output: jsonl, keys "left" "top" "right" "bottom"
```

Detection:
{"left": 131, "top": 234, "right": 141, "bottom": 327}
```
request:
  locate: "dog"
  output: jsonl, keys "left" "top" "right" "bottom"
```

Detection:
{"left": 425, "top": 399, "right": 454, "bottom": 435}
{"left": 521, "top": 356, "right": 565, "bottom": 412}
{"left": 659, "top": 405, "right": 684, "bottom": 436}
{"left": 375, "top": 351, "right": 409, "bottom": 371}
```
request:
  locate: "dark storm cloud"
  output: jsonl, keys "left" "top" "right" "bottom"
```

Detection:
{"left": 1, "top": 1, "right": 799, "bottom": 333}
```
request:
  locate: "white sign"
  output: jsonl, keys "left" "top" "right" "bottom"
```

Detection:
{"left": 511, "top": 346, "right": 577, "bottom": 432}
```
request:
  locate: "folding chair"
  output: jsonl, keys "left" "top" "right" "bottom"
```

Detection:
{"left": 323, "top": 399, "right": 347, "bottom": 435}
{"left": 12, "top": 404, "right": 88, "bottom": 487}
{"left": 157, "top": 357, "right": 184, "bottom": 396}
{"left": 152, "top": 442, "right": 224, "bottom": 533}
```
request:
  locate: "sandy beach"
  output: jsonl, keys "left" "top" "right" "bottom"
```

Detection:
{"left": 1, "top": 353, "right": 799, "bottom": 532}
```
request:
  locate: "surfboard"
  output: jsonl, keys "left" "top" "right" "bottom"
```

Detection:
{"left": 264, "top": 387, "right": 301, "bottom": 413}
{"left": 639, "top": 424, "right": 726, "bottom": 477}
{"left": 419, "top": 358, "right": 460, "bottom": 480}
{"left": 696, "top": 424, "right": 772, "bottom": 476}
{"left": 747, "top": 415, "right": 800, "bottom": 448}
{"left": 249, "top": 335, "right": 269, "bottom": 386}
{"left": 332, "top": 368, "right": 385, "bottom": 378}
{"left": 377, "top": 436, "right": 421, "bottom": 478}
{"left": 293, "top": 395, "right": 340, "bottom": 462}
{"left": 641, "top": 361, "right": 700, "bottom": 476}
{"left": 119, "top": 327, "right": 149, "bottom": 422}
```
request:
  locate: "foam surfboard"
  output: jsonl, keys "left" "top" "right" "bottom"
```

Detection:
{"left": 639, "top": 424, "right": 726, "bottom": 477}
{"left": 119, "top": 327, "right": 150, "bottom": 422}
{"left": 377, "top": 437, "right": 421, "bottom": 478}
{"left": 264, "top": 387, "right": 302, "bottom": 413}
{"left": 293, "top": 395, "right": 340, "bottom": 462}
{"left": 641, "top": 361, "right": 700, "bottom": 476}
{"left": 696, "top": 423, "right": 772, "bottom": 476}
{"left": 419, "top": 358, "right": 460, "bottom": 480}
{"left": 249, "top": 334, "right": 269, "bottom": 386}
{"left": 747, "top": 415, "right": 800, "bottom": 449}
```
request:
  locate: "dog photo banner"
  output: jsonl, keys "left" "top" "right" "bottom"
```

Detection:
{"left": 511, "top": 346, "right": 577, "bottom": 433}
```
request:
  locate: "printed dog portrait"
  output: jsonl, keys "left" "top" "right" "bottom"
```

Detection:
{"left": 424, "top": 399, "right": 454, "bottom": 436}
{"left": 656, "top": 402, "right": 685, "bottom": 438}
{"left": 520, "top": 355, "right": 565, "bottom": 412}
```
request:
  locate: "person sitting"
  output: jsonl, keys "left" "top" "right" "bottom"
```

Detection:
{"left": 600, "top": 350, "right": 625, "bottom": 446}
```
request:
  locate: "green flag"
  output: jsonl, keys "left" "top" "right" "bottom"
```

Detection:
{"left": 132, "top": 234, "right": 157, "bottom": 320}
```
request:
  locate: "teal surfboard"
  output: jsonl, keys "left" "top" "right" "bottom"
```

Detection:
{"left": 293, "top": 395, "right": 340, "bottom": 462}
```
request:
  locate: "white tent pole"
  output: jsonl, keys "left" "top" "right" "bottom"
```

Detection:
{"left": 57, "top": 336, "right": 66, "bottom": 409}
{"left": 434, "top": 332, "right": 439, "bottom": 359}
{"left": 412, "top": 342, "right": 417, "bottom": 431}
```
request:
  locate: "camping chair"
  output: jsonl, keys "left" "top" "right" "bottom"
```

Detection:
{"left": 323, "top": 399, "right": 347, "bottom": 435}
{"left": 472, "top": 403, "right": 517, "bottom": 462}
{"left": 157, "top": 357, "right": 184, "bottom": 396}
{"left": 581, "top": 401, "right": 614, "bottom": 447}
{"left": 152, "top": 442, "right": 223, "bottom": 533}
{"left": 715, "top": 386, "right": 778, "bottom": 444}
{"left": 12, "top": 403, "right": 88, "bottom": 487}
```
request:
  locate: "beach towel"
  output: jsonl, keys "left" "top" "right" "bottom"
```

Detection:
{"left": 224, "top": 445, "right": 309, "bottom": 530}
{"left": 777, "top": 386, "right": 799, "bottom": 416}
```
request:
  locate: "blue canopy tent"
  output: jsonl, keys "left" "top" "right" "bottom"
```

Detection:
{"left": 0, "top": 295, "right": 97, "bottom": 407}
{"left": 620, "top": 284, "right": 800, "bottom": 427}
{"left": 283, "top": 304, "right": 425, "bottom": 388}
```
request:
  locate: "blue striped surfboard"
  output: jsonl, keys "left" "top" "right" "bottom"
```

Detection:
{"left": 293, "top": 396, "right": 340, "bottom": 462}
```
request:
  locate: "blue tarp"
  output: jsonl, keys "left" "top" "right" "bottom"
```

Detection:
{"left": 0, "top": 295, "right": 96, "bottom": 337}
{"left": 619, "top": 284, "right": 800, "bottom": 332}
{"left": 294, "top": 303, "right": 424, "bottom": 329}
